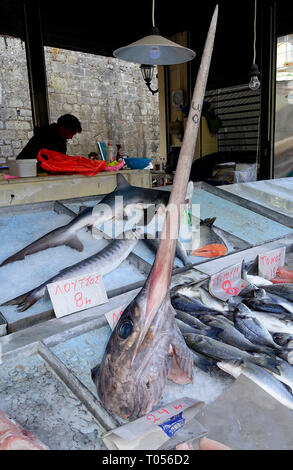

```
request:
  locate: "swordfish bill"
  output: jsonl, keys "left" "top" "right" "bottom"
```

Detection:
{"left": 92, "top": 6, "right": 219, "bottom": 420}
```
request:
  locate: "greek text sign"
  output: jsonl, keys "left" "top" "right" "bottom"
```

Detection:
{"left": 258, "top": 246, "right": 286, "bottom": 280}
{"left": 105, "top": 304, "right": 127, "bottom": 330}
{"left": 47, "top": 272, "right": 108, "bottom": 318}
{"left": 209, "top": 262, "right": 246, "bottom": 301}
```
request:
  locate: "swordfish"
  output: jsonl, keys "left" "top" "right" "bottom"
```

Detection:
{"left": 0, "top": 174, "right": 172, "bottom": 267}
{"left": 91, "top": 6, "right": 219, "bottom": 420}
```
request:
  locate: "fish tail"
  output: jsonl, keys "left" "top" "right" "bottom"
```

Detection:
{"left": 1, "top": 289, "right": 41, "bottom": 312}
{"left": 191, "top": 243, "right": 228, "bottom": 258}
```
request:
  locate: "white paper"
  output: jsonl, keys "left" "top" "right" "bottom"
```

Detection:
{"left": 47, "top": 271, "right": 108, "bottom": 318}
{"left": 102, "top": 397, "right": 205, "bottom": 451}
{"left": 258, "top": 246, "right": 286, "bottom": 280}
{"left": 105, "top": 304, "right": 127, "bottom": 330}
{"left": 209, "top": 261, "right": 246, "bottom": 301}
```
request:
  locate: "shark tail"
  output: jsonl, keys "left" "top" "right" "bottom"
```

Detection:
{"left": 1, "top": 288, "right": 42, "bottom": 312}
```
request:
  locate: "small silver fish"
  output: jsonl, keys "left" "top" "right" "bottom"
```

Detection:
{"left": 233, "top": 303, "right": 283, "bottom": 351}
{"left": 183, "top": 333, "right": 280, "bottom": 374}
{"left": 270, "top": 359, "right": 293, "bottom": 393}
{"left": 250, "top": 310, "right": 293, "bottom": 336}
{"left": 199, "top": 314, "right": 277, "bottom": 355}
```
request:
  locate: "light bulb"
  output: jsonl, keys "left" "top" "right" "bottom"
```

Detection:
{"left": 249, "top": 75, "right": 261, "bottom": 90}
{"left": 248, "top": 64, "right": 260, "bottom": 91}
{"left": 149, "top": 46, "right": 160, "bottom": 60}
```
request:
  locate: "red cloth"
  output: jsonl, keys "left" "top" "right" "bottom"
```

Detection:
{"left": 37, "top": 149, "right": 106, "bottom": 176}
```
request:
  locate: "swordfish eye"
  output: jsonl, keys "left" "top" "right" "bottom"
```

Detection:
{"left": 118, "top": 318, "right": 134, "bottom": 339}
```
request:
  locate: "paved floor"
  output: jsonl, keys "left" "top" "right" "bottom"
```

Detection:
{"left": 197, "top": 374, "right": 293, "bottom": 450}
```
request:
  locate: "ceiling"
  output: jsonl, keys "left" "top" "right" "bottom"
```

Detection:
{"left": 0, "top": 0, "right": 292, "bottom": 89}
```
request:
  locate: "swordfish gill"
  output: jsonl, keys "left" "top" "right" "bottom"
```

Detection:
{"left": 91, "top": 6, "right": 219, "bottom": 420}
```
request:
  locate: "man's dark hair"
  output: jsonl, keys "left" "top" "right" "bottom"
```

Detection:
{"left": 57, "top": 114, "right": 82, "bottom": 133}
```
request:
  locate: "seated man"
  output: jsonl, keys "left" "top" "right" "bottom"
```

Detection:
{"left": 16, "top": 114, "right": 82, "bottom": 160}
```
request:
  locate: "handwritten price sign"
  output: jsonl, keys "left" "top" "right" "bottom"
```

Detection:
{"left": 145, "top": 402, "right": 183, "bottom": 424}
{"left": 258, "top": 246, "right": 286, "bottom": 280}
{"left": 209, "top": 262, "right": 247, "bottom": 301}
{"left": 47, "top": 272, "right": 108, "bottom": 318}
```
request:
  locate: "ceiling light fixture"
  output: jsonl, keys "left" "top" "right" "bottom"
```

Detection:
{"left": 248, "top": 0, "right": 261, "bottom": 91}
{"left": 113, "top": 0, "right": 196, "bottom": 66}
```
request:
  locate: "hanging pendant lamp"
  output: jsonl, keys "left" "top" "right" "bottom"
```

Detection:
{"left": 113, "top": 0, "right": 195, "bottom": 65}
{"left": 248, "top": 0, "right": 261, "bottom": 90}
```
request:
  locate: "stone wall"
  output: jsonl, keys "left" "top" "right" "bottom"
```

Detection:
{"left": 0, "top": 36, "right": 161, "bottom": 161}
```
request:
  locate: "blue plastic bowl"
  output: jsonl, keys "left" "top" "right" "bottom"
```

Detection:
{"left": 123, "top": 158, "right": 152, "bottom": 169}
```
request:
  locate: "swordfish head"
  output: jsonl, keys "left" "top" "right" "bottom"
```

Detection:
{"left": 92, "top": 246, "right": 193, "bottom": 420}
{"left": 92, "top": 181, "right": 195, "bottom": 420}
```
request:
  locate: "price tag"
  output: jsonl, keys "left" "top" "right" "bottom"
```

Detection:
{"left": 258, "top": 246, "right": 286, "bottom": 280}
{"left": 47, "top": 272, "right": 108, "bottom": 318}
{"left": 209, "top": 262, "right": 246, "bottom": 301}
{"left": 105, "top": 304, "right": 127, "bottom": 330}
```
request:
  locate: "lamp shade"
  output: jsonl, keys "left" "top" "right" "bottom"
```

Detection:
{"left": 113, "top": 31, "right": 196, "bottom": 65}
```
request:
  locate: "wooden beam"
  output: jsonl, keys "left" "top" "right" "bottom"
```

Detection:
{"left": 23, "top": 0, "right": 50, "bottom": 130}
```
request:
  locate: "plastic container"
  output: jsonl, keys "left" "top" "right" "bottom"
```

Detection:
{"left": 106, "top": 143, "right": 114, "bottom": 163}
{"left": 123, "top": 158, "right": 152, "bottom": 169}
{"left": 8, "top": 159, "right": 37, "bottom": 177}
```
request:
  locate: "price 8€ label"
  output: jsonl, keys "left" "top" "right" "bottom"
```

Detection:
{"left": 47, "top": 272, "right": 108, "bottom": 318}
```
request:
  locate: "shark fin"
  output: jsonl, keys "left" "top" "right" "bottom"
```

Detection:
{"left": 168, "top": 321, "right": 194, "bottom": 384}
{"left": 116, "top": 173, "right": 130, "bottom": 189}
{"left": 65, "top": 235, "right": 84, "bottom": 252}
{"left": 200, "top": 217, "right": 217, "bottom": 227}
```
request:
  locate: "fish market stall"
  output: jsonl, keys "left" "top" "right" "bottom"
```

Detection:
{"left": 2, "top": 245, "right": 293, "bottom": 450}
{"left": 1, "top": 183, "right": 293, "bottom": 449}
{"left": 1, "top": 176, "right": 293, "bottom": 450}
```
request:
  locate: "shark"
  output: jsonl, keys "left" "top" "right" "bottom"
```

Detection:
{"left": 0, "top": 174, "right": 179, "bottom": 267}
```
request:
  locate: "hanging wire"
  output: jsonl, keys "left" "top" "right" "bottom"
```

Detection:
{"left": 253, "top": 0, "right": 260, "bottom": 168}
{"left": 253, "top": 0, "right": 257, "bottom": 63}
{"left": 152, "top": 0, "right": 156, "bottom": 28}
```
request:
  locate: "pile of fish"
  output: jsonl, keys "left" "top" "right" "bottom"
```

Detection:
{"left": 171, "top": 277, "right": 293, "bottom": 411}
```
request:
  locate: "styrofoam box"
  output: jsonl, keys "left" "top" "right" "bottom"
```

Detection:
{"left": 8, "top": 159, "right": 37, "bottom": 177}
